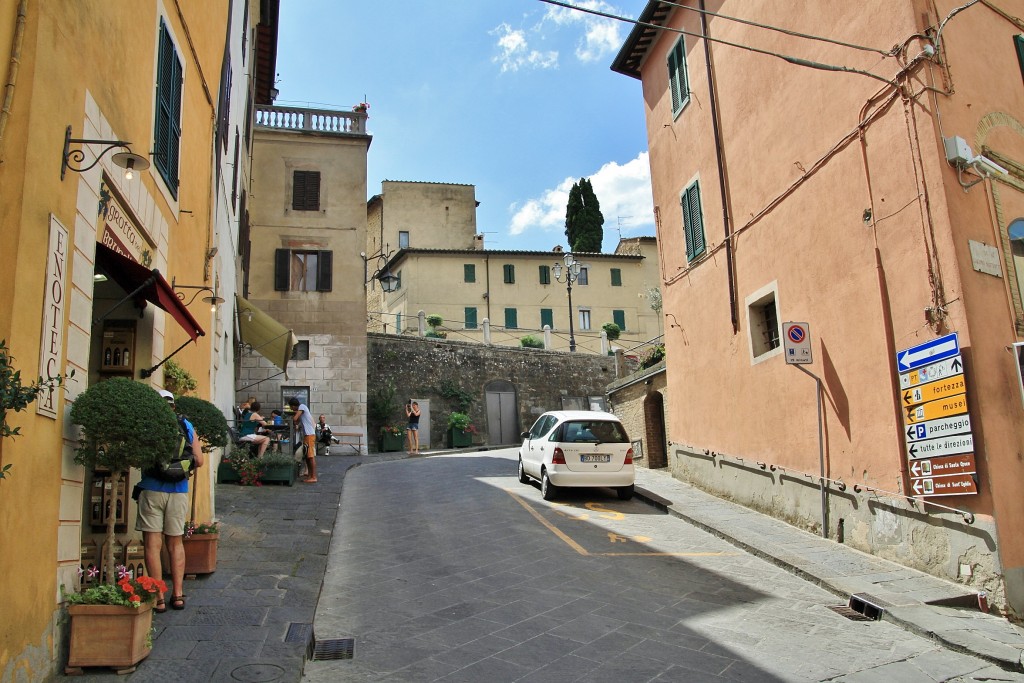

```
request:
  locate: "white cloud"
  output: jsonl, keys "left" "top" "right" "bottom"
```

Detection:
{"left": 491, "top": 22, "right": 559, "bottom": 73}
{"left": 492, "top": 2, "right": 626, "bottom": 73}
{"left": 508, "top": 152, "right": 654, "bottom": 246}
{"left": 543, "top": 1, "right": 625, "bottom": 63}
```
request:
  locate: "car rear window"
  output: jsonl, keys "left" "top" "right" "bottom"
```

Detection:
{"left": 557, "top": 420, "right": 629, "bottom": 443}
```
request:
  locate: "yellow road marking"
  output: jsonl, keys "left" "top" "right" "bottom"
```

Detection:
{"left": 505, "top": 490, "right": 735, "bottom": 557}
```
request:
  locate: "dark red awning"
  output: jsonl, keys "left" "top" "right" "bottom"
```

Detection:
{"left": 95, "top": 244, "right": 205, "bottom": 342}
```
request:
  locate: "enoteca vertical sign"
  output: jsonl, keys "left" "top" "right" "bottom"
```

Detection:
{"left": 897, "top": 332, "right": 978, "bottom": 497}
{"left": 37, "top": 215, "right": 69, "bottom": 418}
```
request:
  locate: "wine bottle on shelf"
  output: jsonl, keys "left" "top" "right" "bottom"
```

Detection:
{"left": 113, "top": 348, "right": 121, "bottom": 366}
{"left": 104, "top": 347, "right": 112, "bottom": 365}
{"left": 122, "top": 348, "right": 130, "bottom": 366}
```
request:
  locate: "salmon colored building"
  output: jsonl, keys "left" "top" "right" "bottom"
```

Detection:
{"left": 614, "top": 1, "right": 1024, "bottom": 616}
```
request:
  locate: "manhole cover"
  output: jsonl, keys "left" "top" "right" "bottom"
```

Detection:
{"left": 230, "top": 663, "right": 286, "bottom": 682}
{"left": 312, "top": 638, "right": 355, "bottom": 661}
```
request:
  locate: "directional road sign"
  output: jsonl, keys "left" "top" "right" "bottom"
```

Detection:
{"left": 782, "top": 322, "right": 812, "bottom": 365}
{"left": 899, "top": 355, "right": 964, "bottom": 390}
{"left": 909, "top": 454, "right": 977, "bottom": 479}
{"left": 901, "top": 374, "right": 966, "bottom": 408}
{"left": 904, "top": 414, "right": 972, "bottom": 442}
{"left": 910, "top": 473, "right": 978, "bottom": 497}
{"left": 904, "top": 393, "right": 968, "bottom": 424}
{"left": 905, "top": 432, "right": 973, "bottom": 460}
{"left": 896, "top": 333, "right": 960, "bottom": 372}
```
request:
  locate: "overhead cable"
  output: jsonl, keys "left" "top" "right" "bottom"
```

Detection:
{"left": 537, "top": 0, "right": 897, "bottom": 86}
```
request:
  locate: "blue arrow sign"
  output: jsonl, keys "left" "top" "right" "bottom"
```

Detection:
{"left": 896, "top": 333, "right": 960, "bottom": 373}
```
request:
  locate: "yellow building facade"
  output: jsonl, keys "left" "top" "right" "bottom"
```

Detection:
{"left": 0, "top": 2, "right": 238, "bottom": 676}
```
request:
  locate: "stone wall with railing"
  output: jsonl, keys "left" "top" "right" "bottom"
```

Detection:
{"left": 255, "top": 104, "right": 367, "bottom": 135}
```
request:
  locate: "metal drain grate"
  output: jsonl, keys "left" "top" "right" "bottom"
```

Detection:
{"left": 285, "top": 623, "right": 313, "bottom": 644}
{"left": 312, "top": 638, "right": 355, "bottom": 661}
{"left": 827, "top": 605, "right": 877, "bottom": 621}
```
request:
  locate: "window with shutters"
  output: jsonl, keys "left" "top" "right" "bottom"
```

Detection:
{"left": 291, "top": 340, "right": 310, "bottom": 361}
{"left": 292, "top": 170, "right": 321, "bottom": 211}
{"left": 503, "top": 264, "right": 515, "bottom": 284}
{"left": 668, "top": 36, "right": 690, "bottom": 116}
{"left": 610, "top": 268, "right": 622, "bottom": 286}
{"left": 465, "top": 307, "right": 478, "bottom": 329}
{"left": 464, "top": 264, "right": 476, "bottom": 283}
{"left": 274, "top": 249, "right": 333, "bottom": 292}
{"left": 504, "top": 308, "right": 518, "bottom": 329}
{"left": 613, "top": 309, "right": 626, "bottom": 331}
{"left": 231, "top": 130, "right": 240, "bottom": 210}
{"left": 539, "top": 265, "right": 551, "bottom": 284}
{"left": 154, "top": 19, "right": 183, "bottom": 198}
{"left": 681, "top": 179, "right": 706, "bottom": 262}
{"left": 540, "top": 308, "right": 553, "bottom": 329}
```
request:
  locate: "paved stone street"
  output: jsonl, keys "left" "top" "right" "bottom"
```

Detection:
{"left": 306, "top": 450, "right": 1024, "bottom": 682}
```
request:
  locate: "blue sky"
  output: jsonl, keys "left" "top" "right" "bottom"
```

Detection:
{"left": 276, "top": 0, "right": 654, "bottom": 253}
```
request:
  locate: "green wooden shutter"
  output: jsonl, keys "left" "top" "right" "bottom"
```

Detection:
{"left": 668, "top": 38, "right": 687, "bottom": 114}
{"left": 465, "top": 307, "right": 478, "bottom": 329}
{"left": 154, "top": 20, "right": 182, "bottom": 197}
{"left": 682, "top": 181, "right": 705, "bottom": 262}
{"left": 613, "top": 309, "right": 626, "bottom": 331}
{"left": 316, "top": 250, "right": 333, "bottom": 291}
{"left": 539, "top": 265, "right": 550, "bottom": 284}
{"left": 464, "top": 264, "right": 476, "bottom": 283}
{"left": 540, "top": 308, "right": 553, "bottom": 329}
{"left": 503, "top": 264, "right": 515, "bottom": 283}
{"left": 504, "top": 308, "right": 518, "bottom": 329}
{"left": 274, "top": 249, "right": 290, "bottom": 291}
{"left": 610, "top": 268, "right": 622, "bottom": 286}
{"left": 1016, "top": 35, "right": 1024, "bottom": 86}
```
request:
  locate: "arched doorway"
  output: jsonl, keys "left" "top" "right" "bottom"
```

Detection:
{"left": 644, "top": 390, "right": 667, "bottom": 468}
{"left": 485, "top": 379, "right": 519, "bottom": 445}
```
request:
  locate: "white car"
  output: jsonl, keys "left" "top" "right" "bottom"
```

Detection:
{"left": 518, "top": 410, "right": 635, "bottom": 501}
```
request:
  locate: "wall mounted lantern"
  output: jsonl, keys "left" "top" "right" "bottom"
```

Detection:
{"left": 171, "top": 276, "right": 225, "bottom": 312}
{"left": 60, "top": 124, "right": 150, "bottom": 181}
{"left": 361, "top": 245, "right": 400, "bottom": 293}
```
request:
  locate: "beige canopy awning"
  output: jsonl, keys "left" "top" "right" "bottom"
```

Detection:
{"left": 236, "top": 295, "right": 297, "bottom": 376}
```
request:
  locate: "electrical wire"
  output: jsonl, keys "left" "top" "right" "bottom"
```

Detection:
{"left": 538, "top": 0, "right": 897, "bottom": 86}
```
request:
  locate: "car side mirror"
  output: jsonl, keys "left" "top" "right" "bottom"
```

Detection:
{"left": 520, "top": 431, "right": 530, "bottom": 440}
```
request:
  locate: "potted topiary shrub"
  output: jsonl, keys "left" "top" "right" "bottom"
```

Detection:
{"left": 173, "top": 396, "right": 228, "bottom": 574}
{"left": 67, "top": 377, "right": 182, "bottom": 672}
{"left": 425, "top": 313, "right": 447, "bottom": 338}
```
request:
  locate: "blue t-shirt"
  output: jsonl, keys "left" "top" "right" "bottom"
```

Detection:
{"left": 138, "top": 418, "right": 196, "bottom": 494}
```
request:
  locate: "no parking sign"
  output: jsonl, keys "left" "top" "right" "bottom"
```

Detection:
{"left": 783, "top": 322, "right": 812, "bottom": 364}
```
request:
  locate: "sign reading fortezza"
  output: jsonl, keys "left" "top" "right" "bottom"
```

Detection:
{"left": 97, "top": 180, "right": 154, "bottom": 265}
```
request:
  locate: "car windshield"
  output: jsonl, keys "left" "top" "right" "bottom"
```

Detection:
{"left": 555, "top": 420, "right": 629, "bottom": 444}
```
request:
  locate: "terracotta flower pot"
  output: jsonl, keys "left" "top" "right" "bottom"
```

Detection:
{"left": 181, "top": 533, "right": 218, "bottom": 574}
{"left": 66, "top": 602, "right": 153, "bottom": 673}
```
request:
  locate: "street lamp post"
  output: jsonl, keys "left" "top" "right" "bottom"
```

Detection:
{"left": 552, "top": 252, "right": 582, "bottom": 352}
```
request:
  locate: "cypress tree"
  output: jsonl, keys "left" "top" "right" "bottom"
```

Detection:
{"left": 564, "top": 177, "right": 604, "bottom": 252}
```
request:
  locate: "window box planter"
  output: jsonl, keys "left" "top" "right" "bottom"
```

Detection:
{"left": 65, "top": 602, "right": 153, "bottom": 674}
{"left": 448, "top": 428, "right": 472, "bottom": 448}
{"left": 261, "top": 462, "right": 298, "bottom": 486}
{"left": 217, "top": 461, "right": 240, "bottom": 484}
{"left": 380, "top": 432, "right": 405, "bottom": 452}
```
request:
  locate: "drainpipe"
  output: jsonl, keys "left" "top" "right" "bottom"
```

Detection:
{"left": 0, "top": 0, "right": 28, "bottom": 150}
{"left": 484, "top": 253, "right": 492, "bottom": 321}
{"left": 700, "top": 0, "right": 738, "bottom": 333}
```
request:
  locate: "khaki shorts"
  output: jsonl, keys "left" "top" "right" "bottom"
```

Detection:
{"left": 303, "top": 434, "right": 316, "bottom": 458}
{"left": 135, "top": 490, "right": 188, "bottom": 536}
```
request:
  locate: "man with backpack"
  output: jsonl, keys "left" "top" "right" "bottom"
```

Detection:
{"left": 134, "top": 389, "right": 203, "bottom": 613}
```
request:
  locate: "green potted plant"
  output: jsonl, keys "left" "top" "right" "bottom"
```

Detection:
{"left": 520, "top": 335, "right": 543, "bottom": 349}
{"left": 425, "top": 313, "right": 447, "bottom": 338}
{"left": 63, "top": 568, "right": 167, "bottom": 674}
{"left": 447, "top": 412, "right": 476, "bottom": 448}
{"left": 379, "top": 423, "right": 406, "bottom": 452}
{"left": 259, "top": 451, "right": 299, "bottom": 485}
{"left": 67, "top": 377, "right": 181, "bottom": 672}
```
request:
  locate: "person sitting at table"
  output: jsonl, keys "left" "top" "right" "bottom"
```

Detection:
{"left": 237, "top": 401, "right": 271, "bottom": 458}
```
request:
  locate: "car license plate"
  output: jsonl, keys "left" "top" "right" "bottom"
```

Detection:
{"left": 581, "top": 454, "right": 610, "bottom": 463}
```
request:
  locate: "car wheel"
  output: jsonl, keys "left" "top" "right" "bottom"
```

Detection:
{"left": 541, "top": 470, "right": 557, "bottom": 501}
{"left": 616, "top": 484, "right": 634, "bottom": 501}
{"left": 518, "top": 457, "right": 529, "bottom": 484}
